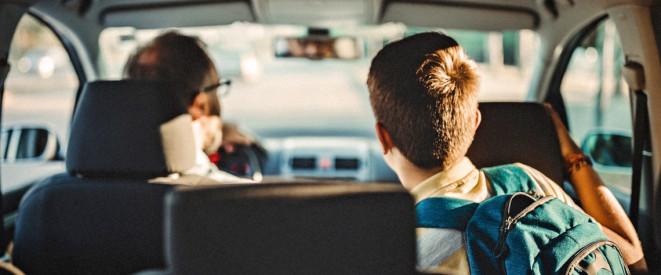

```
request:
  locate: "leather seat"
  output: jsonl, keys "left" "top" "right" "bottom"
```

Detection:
{"left": 467, "top": 102, "right": 564, "bottom": 184}
{"left": 13, "top": 80, "right": 197, "bottom": 274}
{"left": 160, "top": 182, "right": 417, "bottom": 275}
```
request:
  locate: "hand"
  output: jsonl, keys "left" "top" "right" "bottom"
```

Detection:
{"left": 221, "top": 122, "right": 253, "bottom": 153}
{"left": 544, "top": 104, "right": 582, "bottom": 158}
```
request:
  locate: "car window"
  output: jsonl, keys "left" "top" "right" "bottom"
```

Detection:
{"left": 559, "top": 18, "right": 632, "bottom": 195}
{"left": 2, "top": 14, "right": 76, "bottom": 191}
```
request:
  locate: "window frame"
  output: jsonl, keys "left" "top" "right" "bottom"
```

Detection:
{"left": 544, "top": 15, "right": 609, "bottom": 128}
{"left": 0, "top": 12, "right": 82, "bottom": 252}
{"left": 26, "top": 12, "right": 86, "bottom": 120}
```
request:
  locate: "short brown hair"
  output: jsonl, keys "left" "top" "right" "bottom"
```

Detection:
{"left": 124, "top": 31, "right": 220, "bottom": 115}
{"left": 367, "top": 32, "right": 479, "bottom": 169}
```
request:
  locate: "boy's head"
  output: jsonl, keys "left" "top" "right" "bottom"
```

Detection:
{"left": 367, "top": 32, "right": 480, "bottom": 170}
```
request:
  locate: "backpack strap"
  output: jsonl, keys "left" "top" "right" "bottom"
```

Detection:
{"left": 416, "top": 197, "right": 478, "bottom": 230}
{"left": 482, "top": 164, "right": 538, "bottom": 196}
{"left": 416, "top": 164, "right": 538, "bottom": 229}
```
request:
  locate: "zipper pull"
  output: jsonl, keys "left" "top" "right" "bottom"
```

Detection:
{"left": 527, "top": 189, "right": 544, "bottom": 199}
{"left": 493, "top": 217, "right": 513, "bottom": 259}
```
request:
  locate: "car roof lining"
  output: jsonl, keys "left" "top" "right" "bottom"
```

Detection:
{"left": 101, "top": 1, "right": 255, "bottom": 29}
{"left": 381, "top": 1, "right": 539, "bottom": 31}
{"left": 89, "top": 0, "right": 541, "bottom": 31}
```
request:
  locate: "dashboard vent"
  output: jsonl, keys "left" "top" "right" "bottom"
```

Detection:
{"left": 291, "top": 157, "right": 316, "bottom": 169}
{"left": 335, "top": 157, "right": 359, "bottom": 170}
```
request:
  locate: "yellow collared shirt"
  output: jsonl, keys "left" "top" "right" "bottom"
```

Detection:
{"left": 411, "top": 157, "right": 575, "bottom": 274}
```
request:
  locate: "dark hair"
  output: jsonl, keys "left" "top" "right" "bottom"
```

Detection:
{"left": 367, "top": 32, "right": 480, "bottom": 169}
{"left": 124, "top": 30, "right": 218, "bottom": 113}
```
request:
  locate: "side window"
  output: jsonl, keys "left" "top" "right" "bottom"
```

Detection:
{"left": 560, "top": 18, "right": 632, "bottom": 195}
{"left": 2, "top": 14, "right": 76, "bottom": 190}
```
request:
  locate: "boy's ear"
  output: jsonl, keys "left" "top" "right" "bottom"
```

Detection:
{"left": 475, "top": 109, "right": 482, "bottom": 130}
{"left": 375, "top": 123, "right": 393, "bottom": 154}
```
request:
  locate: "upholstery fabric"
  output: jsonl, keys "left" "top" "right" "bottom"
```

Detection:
{"left": 66, "top": 80, "right": 195, "bottom": 178}
{"left": 163, "top": 182, "right": 417, "bottom": 274}
{"left": 13, "top": 174, "right": 174, "bottom": 274}
{"left": 467, "top": 102, "right": 564, "bottom": 184}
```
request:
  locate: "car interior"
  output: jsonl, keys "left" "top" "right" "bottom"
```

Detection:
{"left": 1, "top": 0, "right": 661, "bottom": 274}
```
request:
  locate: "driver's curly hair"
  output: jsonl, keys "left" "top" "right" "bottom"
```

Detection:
{"left": 367, "top": 32, "right": 479, "bottom": 169}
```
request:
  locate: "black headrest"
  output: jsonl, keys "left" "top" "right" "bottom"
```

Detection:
{"left": 66, "top": 80, "right": 196, "bottom": 179}
{"left": 467, "top": 102, "right": 564, "bottom": 184}
{"left": 163, "top": 183, "right": 416, "bottom": 274}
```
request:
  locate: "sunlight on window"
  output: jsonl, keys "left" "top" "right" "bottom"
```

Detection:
{"left": 240, "top": 54, "right": 263, "bottom": 81}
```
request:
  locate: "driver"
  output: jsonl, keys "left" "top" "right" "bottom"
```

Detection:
{"left": 123, "top": 30, "right": 252, "bottom": 183}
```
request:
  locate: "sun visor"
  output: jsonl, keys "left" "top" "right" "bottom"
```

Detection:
{"left": 101, "top": 2, "right": 254, "bottom": 29}
{"left": 381, "top": 2, "right": 539, "bottom": 31}
{"left": 253, "top": 0, "right": 380, "bottom": 28}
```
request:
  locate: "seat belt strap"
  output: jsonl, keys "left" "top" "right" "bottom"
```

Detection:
{"left": 623, "top": 62, "right": 648, "bottom": 229}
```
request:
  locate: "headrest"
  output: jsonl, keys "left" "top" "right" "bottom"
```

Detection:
{"left": 164, "top": 183, "right": 416, "bottom": 274}
{"left": 466, "top": 102, "right": 564, "bottom": 184}
{"left": 66, "top": 80, "right": 196, "bottom": 178}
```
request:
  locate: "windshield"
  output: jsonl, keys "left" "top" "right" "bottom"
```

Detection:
{"left": 98, "top": 23, "right": 539, "bottom": 139}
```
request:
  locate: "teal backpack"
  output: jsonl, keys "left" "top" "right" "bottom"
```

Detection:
{"left": 415, "top": 164, "right": 629, "bottom": 274}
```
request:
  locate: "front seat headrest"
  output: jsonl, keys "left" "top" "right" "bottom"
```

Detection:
{"left": 66, "top": 80, "right": 196, "bottom": 179}
{"left": 466, "top": 102, "right": 563, "bottom": 184}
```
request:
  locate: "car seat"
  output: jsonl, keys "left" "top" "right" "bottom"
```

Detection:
{"left": 467, "top": 102, "right": 564, "bottom": 184}
{"left": 13, "top": 80, "right": 198, "bottom": 274}
{"left": 157, "top": 182, "right": 416, "bottom": 275}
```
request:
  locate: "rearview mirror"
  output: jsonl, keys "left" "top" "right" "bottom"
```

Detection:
{"left": 1, "top": 126, "right": 61, "bottom": 163}
{"left": 581, "top": 130, "right": 632, "bottom": 168}
{"left": 275, "top": 36, "right": 362, "bottom": 60}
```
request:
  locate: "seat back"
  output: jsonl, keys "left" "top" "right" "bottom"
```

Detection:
{"left": 467, "top": 102, "right": 564, "bottom": 184}
{"left": 164, "top": 183, "right": 416, "bottom": 274}
{"left": 13, "top": 80, "right": 196, "bottom": 274}
{"left": 14, "top": 175, "right": 173, "bottom": 274}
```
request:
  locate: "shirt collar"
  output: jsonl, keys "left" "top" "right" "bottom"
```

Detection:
{"left": 410, "top": 157, "right": 478, "bottom": 204}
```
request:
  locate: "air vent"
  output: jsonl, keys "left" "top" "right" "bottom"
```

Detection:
{"left": 291, "top": 157, "right": 316, "bottom": 169}
{"left": 335, "top": 158, "right": 359, "bottom": 170}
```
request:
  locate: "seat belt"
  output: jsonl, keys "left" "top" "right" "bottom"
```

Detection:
{"left": 623, "top": 61, "right": 649, "bottom": 229}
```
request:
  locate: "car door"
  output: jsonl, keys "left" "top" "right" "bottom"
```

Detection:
{"left": 546, "top": 15, "right": 660, "bottom": 269}
{"left": 0, "top": 10, "right": 81, "bottom": 248}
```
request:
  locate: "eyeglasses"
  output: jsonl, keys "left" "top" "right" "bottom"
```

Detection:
{"left": 197, "top": 79, "right": 232, "bottom": 97}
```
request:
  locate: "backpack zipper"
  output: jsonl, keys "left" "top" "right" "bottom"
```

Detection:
{"left": 563, "top": 239, "right": 630, "bottom": 275}
{"left": 493, "top": 193, "right": 554, "bottom": 273}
